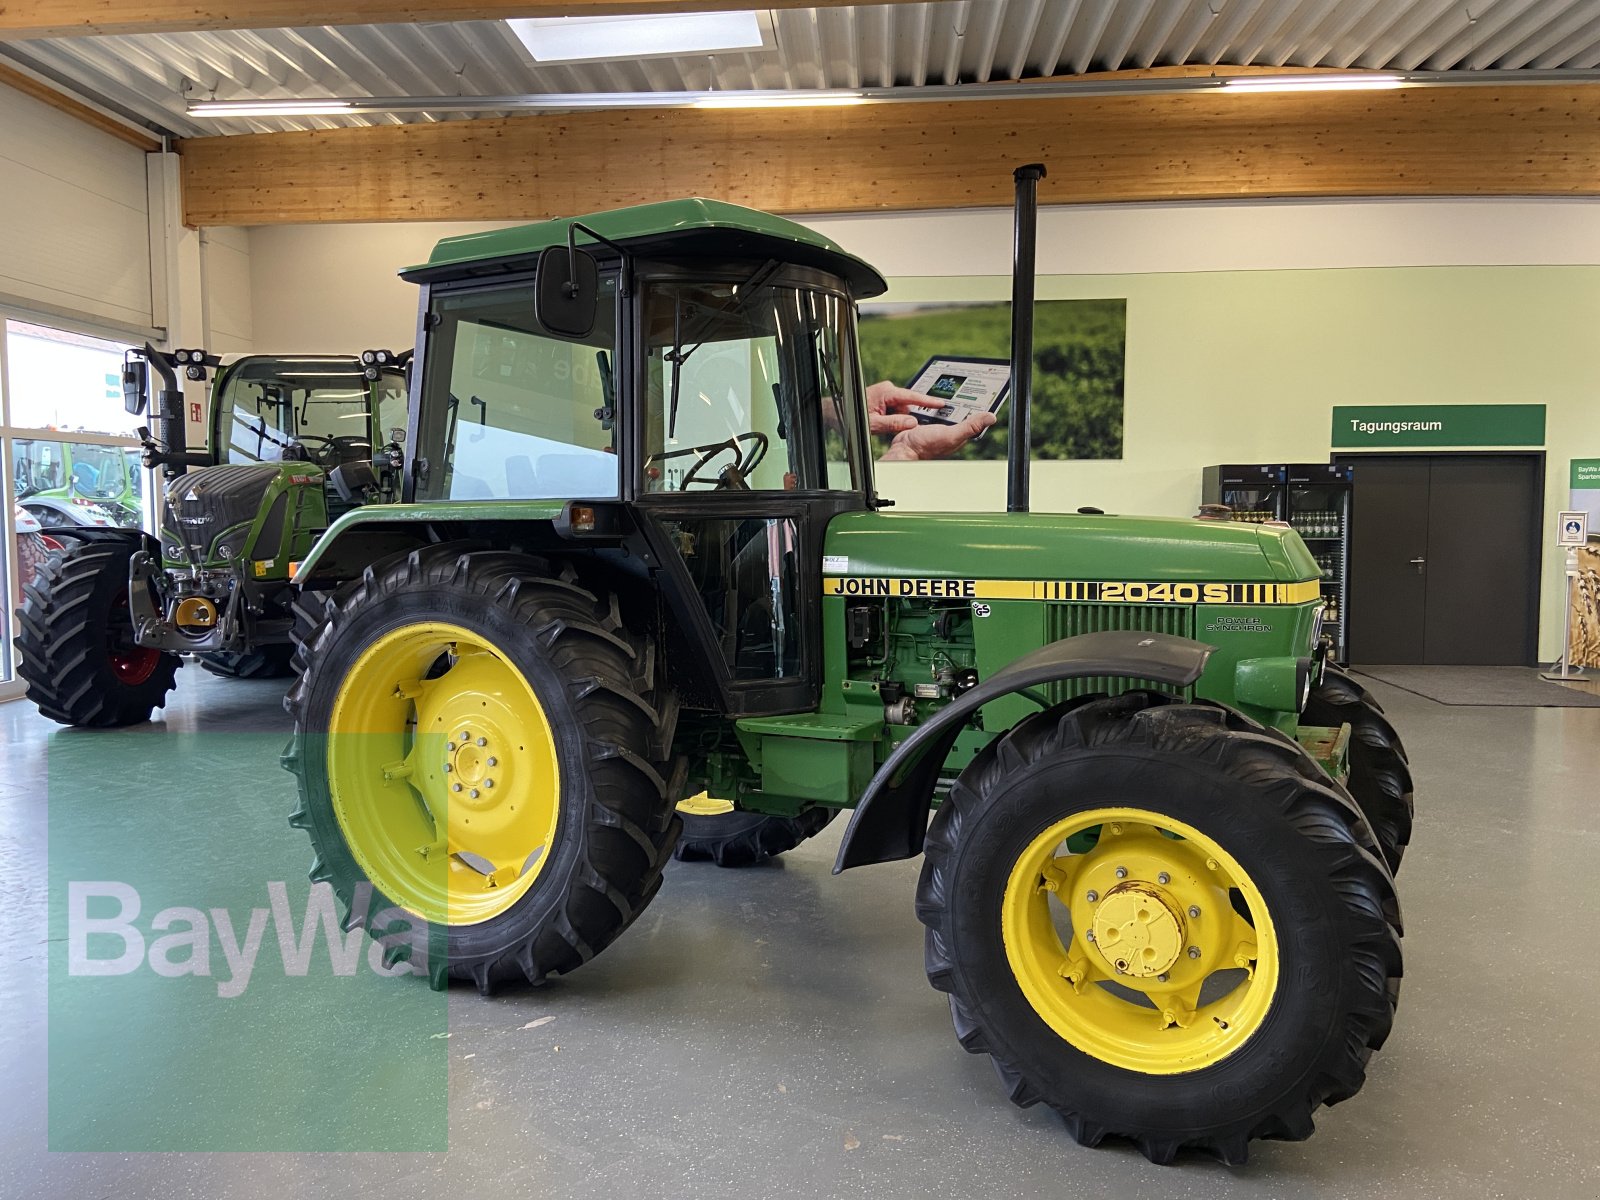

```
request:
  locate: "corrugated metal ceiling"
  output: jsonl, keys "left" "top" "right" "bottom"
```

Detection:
{"left": 4, "top": 0, "right": 1600, "bottom": 138}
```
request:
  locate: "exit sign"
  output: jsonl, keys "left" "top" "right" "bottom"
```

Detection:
{"left": 1331, "top": 404, "right": 1546, "bottom": 449}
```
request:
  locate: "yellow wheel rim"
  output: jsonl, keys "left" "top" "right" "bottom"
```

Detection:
{"left": 1001, "top": 806, "right": 1279, "bottom": 1074}
{"left": 327, "top": 621, "right": 561, "bottom": 927}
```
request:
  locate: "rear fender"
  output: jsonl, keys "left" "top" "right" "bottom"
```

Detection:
{"left": 832, "top": 630, "right": 1215, "bottom": 872}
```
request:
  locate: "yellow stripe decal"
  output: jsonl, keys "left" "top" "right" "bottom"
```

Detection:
{"left": 822, "top": 577, "right": 1322, "bottom": 605}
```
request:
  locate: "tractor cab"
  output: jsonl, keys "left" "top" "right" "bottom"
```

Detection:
{"left": 213, "top": 354, "right": 408, "bottom": 475}
{"left": 399, "top": 199, "right": 886, "bottom": 714}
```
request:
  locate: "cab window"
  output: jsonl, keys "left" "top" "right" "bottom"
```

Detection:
{"left": 643, "top": 276, "right": 865, "bottom": 494}
{"left": 414, "top": 277, "right": 619, "bottom": 501}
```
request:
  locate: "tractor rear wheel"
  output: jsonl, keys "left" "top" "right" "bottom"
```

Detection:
{"left": 674, "top": 807, "right": 837, "bottom": 867}
{"left": 14, "top": 536, "right": 179, "bottom": 727}
{"left": 1303, "top": 667, "right": 1413, "bottom": 873}
{"left": 283, "top": 545, "right": 680, "bottom": 992}
{"left": 916, "top": 691, "right": 1401, "bottom": 1165}
{"left": 199, "top": 644, "right": 295, "bottom": 679}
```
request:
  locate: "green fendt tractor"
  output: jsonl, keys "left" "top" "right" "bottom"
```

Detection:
{"left": 282, "top": 169, "right": 1411, "bottom": 1164}
{"left": 15, "top": 350, "right": 407, "bottom": 725}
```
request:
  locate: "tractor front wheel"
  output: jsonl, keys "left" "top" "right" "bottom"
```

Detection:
{"left": 283, "top": 545, "right": 680, "bottom": 992}
{"left": 1303, "top": 667, "right": 1413, "bottom": 873}
{"left": 199, "top": 644, "right": 296, "bottom": 679}
{"left": 14, "top": 536, "right": 179, "bottom": 726}
{"left": 674, "top": 807, "right": 837, "bottom": 867}
{"left": 916, "top": 691, "right": 1401, "bottom": 1164}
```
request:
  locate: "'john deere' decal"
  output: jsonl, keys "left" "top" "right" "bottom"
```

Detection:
{"left": 822, "top": 577, "right": 1321, "bottom": 605}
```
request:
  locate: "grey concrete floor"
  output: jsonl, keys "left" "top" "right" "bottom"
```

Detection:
{"left": 2, "top": 663, "right": 1598, "bottom": 1197}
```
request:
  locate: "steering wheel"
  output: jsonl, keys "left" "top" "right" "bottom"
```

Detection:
{"left": 677, "top": 432, "right": 769, "bottom": 491}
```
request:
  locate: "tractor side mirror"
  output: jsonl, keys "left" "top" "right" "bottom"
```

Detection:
{"left": 123, "top": 359, "right": 148, "bottom": 415}
{"left": 534, "top": 244, "right": 599, "bottom": 338}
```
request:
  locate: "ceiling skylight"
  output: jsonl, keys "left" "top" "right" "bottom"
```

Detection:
{"left": 507, "top": 13, "right": 775, "bottom": 65}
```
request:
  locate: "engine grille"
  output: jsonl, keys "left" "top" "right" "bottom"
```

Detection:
{"left": 1044, "top": 602, "right": 1197, "bottom": 703}
{"left": 163, "top": 464, "right": 280, "bottom": 561}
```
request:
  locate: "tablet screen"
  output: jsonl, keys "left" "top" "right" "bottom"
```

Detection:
{"left": 906, "top": 356, "right": 1012, "bottom": 426}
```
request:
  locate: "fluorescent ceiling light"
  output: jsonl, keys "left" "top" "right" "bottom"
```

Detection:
{"left": 191, "top": 99, "right": 354, "bottom": 117}
{"left": 507, "top": 13, "right": 774, "bottom": 65}
{"left": 1221, "top": 73, "right": 1407, "bottom": 93}
{"left": 692, "top": 94, "right": 866, "bottom": 109}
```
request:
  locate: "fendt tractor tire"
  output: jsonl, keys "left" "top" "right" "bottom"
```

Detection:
{"left": 199, "top": 644, "right": 296, "bottom": 680}
{"left": 14, "top": 537, "right": 180, "bottom": 727}
{"left": 1303, "top": 666, "right": 1414, "bottom": 874}
{"left": 916, "top": 691, "right": 1402, "bottom": 1165}
{"left": 674, "top": 808, "right": 838, "bottom": 867}
{"left": 283, "top": 544, "right": 681, "bottom": 994}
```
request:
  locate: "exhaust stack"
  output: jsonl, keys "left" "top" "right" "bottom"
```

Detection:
{"left": 1006, "top": 163, "right": 1046, "bottom": 514}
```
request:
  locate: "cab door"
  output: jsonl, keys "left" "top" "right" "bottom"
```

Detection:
{"left": 631, "top": 269, "right": 869, "bottom": 717}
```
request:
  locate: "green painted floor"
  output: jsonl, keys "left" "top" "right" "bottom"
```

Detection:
{"left": 3, "top": 663, "right": 1598, "bottom": 1196}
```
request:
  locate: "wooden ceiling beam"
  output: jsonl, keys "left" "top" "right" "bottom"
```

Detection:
{"left": 175, "top": 83, "right": 1600, "bottom": 227}
{"left": 0, "top": 1, "right": 927, "bottom": 41}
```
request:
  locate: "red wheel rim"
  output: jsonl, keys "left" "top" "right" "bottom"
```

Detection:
{"left": 109, "top": 588, "right": 162, "bottom": 686}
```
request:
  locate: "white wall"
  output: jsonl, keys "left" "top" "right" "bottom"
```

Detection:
{"left": 247, "top": 199, "right": 1600, "bottom": 661}
{"left": 0, "top": 85, "right": 156, "bottom": 334}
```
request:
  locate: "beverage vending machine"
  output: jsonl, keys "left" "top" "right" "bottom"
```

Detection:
{"left": 1202, "top": 463, "right": 1354, "bottom": 663}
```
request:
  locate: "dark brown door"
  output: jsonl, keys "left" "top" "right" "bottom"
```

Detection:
{"left": 1345, "top": 456, "right": 1430, "bottom": 663}
{"left": 1339, "top": 453, "right": 1542, "bottom": 665}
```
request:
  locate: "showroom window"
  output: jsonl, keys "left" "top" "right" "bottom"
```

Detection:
{"left": 1, "top": 318, "right": 148, "bottom": 696}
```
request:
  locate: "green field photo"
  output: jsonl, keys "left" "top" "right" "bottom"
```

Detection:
{"left": 858, "top": 299, "right": 1127, "bottom": 461}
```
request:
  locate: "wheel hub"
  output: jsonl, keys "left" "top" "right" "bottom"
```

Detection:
{"left": 1090, "top": 882, "right": 1186, "bottom": 978}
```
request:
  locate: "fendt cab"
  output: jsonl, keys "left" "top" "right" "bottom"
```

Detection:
{"left": 282, "top": 170, "right": 1411, "bottom": 1164}
{"left": 15, "top": 350, "right": 407, "bottom": 725}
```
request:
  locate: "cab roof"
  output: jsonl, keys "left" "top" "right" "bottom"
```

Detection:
{"left": 404, "top": 198, "right": 888, "bottom": 299}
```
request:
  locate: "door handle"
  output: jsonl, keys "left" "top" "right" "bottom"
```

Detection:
{"left": 1409, "top": 556, "right": 1425, "bottom": 575}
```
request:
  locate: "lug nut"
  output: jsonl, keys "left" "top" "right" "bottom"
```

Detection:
{"left": 477, "top": 737, "right": 487, "bottom": 747}
{"left": 1188, "top": 946, "right": 1201, "bottom": 959}
{"left": 1115, "top": 866, "right": 1128, "bottom": 879}
{"left": 443, "top": 763, "right": 452, "bottom": 773}
{"left": 1189, "top": 906, "right": 1201, "bottom": 918}
{"left": 460, "top": 731, "right": 470, "bottom": 742}
{"left": 487, "top": 757, "right": 498, "bottom": 767}
{"left": 1085, "top": 931, "right": 1096, "bottom": 943}
{"left": 452, "top": 783, "right": 463, "bottom": 793}
{"left": 470, "top": 789, "right": 480, "bottom": 799}
{"left": 1086, "top": 890, "right": 1098, "bottom": 903}
{"left": 1157, "top": 973, "right": 1169, "bottom": 983}
{"left": 483, "top": 779, "right": 494, "bottom": 789}
{"left": 1157, "top": 872, "right": 1170, "bottom": 885}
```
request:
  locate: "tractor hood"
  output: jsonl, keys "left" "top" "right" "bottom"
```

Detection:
{"left": 822, "top": 511, "right": 1318, "bottom": 584}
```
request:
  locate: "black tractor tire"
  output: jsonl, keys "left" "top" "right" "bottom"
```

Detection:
{"left": 283, "top": 544, "right": 681, "bottom": 994}
{"left": 198, "top": 644, "right": 296, "bottom": 680}
{"left": 916, "top": 691, "right": 1402, "bottom": 1165}
{"left": 14, "top": 537, "right": 180, "bottom": 727}
{"left": 1303, "top": 666, "right": 1414, "bottom": 874}
{"left": 674, "top": 807, "right": 837, "bottom": 867}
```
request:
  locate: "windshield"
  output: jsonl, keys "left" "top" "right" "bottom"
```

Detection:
{"left": 67, "top": 444, "right": 130, "bottom": 500}
{"left": 643, "top": 272, "right": 865, "bottom": 493}
{"left": 216, "top": 358, "right": 382, "bottom": 466}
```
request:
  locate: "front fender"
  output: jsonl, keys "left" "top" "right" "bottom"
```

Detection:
{"left": 832, "top": 630, "right": 1215, "bottom": 873}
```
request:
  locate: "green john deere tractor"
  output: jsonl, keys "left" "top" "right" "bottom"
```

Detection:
{"left": 281, "top": 169, "right": 1411, "bottom": 1164}
{"left": 14, "top": 350, "right": 407, "bottom": 725}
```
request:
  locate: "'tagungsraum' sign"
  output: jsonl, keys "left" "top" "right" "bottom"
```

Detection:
{"left": 1331, "top": 404, "right": 1546, "bottom": 448}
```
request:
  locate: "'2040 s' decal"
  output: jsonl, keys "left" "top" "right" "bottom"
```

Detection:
{"left": 823, "top": 577, "right": 1321, "bottom": 606}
